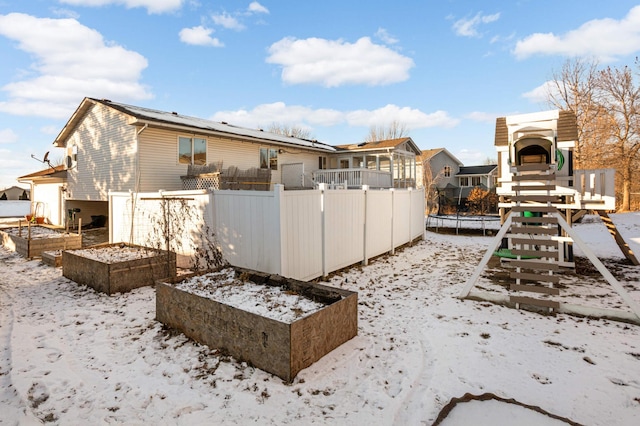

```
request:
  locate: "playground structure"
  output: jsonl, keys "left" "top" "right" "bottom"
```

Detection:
{"left": 461, "top": 110, "right": 640, "bottom": 324}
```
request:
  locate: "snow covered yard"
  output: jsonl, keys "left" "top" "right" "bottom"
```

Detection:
{"left": 0, "top": 214, "right": 639, "bottom": 425}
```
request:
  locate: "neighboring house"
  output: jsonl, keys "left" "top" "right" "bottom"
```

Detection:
{"left": 417, "top": 148, "right": 498, "bottom": 213}
{"left": 17, "top": 165, "right": 65, "bottom": 224}
{"left": 327, "top": 138, "right": 422, "bottom": 188}
{"left": 417, "top": 148, "right": 464, "bottom": 190}
{"left": 0, "top": 185, "right": 30, "bottom": 201}
{"left": 454, "top": 164, "right": 498, "bottom": 200}
{"left": 19, "top": 97, "right": 420, "bottom": 227}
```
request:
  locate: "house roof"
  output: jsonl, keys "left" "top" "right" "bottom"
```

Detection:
{"left": 18, "top": 164, "right": 66, "bottom": 181}
{"left": 457, "top": 165, "right": 497, "bottom": 176}
{"left": 334, "top": 137, "right": 421, "bottom": 155}
{"left": 54, "top": 98, "right": 336, "bottom": 153}
{"left": 418, "top": 147, "right": 464, "bottom": 166}
{"left": 0, "top": 185, "right": 29, "bottom": 192}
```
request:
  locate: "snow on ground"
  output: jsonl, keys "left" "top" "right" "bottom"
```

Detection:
{"left": 0, "top": 214, "right": 639, "bottom": 425}
{"left": 68, "top": 245, "right": 161, "bottom": 263}
{"left": 176, "top": 268, "right": 326, "bottom": 323}
{"left": 1, "top": 226, "right": 75, "bottom": 239}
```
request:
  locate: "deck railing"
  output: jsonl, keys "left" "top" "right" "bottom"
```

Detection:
{"left": 312, "top": 169, "right": 392, "bottom": 188}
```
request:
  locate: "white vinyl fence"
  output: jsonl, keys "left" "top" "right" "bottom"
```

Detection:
{"left": 109, "top": 185, "right": 425, "bottom": 280}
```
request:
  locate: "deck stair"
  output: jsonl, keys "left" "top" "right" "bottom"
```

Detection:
{"left": 506, "top": 164, "right": 563, "bottom": 311}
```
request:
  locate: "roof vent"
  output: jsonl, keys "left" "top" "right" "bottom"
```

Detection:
{"left": 172, "top": 111, "right": 178, "bottom": 115}
{"left": 221, "top": 121, "right": 228, "bottom": 125}
{"left": 102, "top": 99, "right": 111, "bottom": 103}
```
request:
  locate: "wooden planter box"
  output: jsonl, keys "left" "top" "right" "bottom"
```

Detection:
{"left": 63, "top": 243, "right": 176, "bottom": 295}
{"left": 0, "top": 227, "right": 82, "bottom": 259}
{"left": 156, "top": 269, "right": 358, "bottom": 382}
{"left": 41, "top": 251, "right": 62, "bottom": 267}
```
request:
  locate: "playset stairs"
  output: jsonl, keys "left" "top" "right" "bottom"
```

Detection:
{"left": 460, "top": 163, "right": 640, "bottom": 324}
{"left": 506, "top": 164, "right": 563, "bottom": 311}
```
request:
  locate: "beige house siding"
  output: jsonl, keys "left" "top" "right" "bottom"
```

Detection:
{"left": 138, "top": 127, "right": 187, "bottom": 192}
{"left": 66, "top": 103, "right": 138, "bottom": 201}
{"left": 138, "top": 129, "right": 326, "bottom": 190}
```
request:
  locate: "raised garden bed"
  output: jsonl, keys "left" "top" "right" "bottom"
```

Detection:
{"left": 63, "top": 243, "right": 176, "bottom": 295}
{"left": 41, "top": 250, "right": 62, "bottom": 267}
{"left": 0, "top": 225, "right": 82, "bottom": 258}
{"left": 156, "top": 267, "right": 358, "bottom": 382}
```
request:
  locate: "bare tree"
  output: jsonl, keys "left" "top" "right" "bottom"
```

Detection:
{"left": 267, "top": 123, "right": 313, "bottom": 140}
{"left": 596, "top": 65, "right": 640, "bottom": 211}
{"left": 547, "top": 58, "right": 601, "bottom": 168}
{"left": 546, "top": 59, "right": 640, "bottom": 210}
{"left": 364, "top": 120, "right": 408, "bottom": 142}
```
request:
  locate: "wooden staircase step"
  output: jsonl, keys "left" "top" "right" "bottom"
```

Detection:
{"left": 509, "top": 259, "right": 561, "bottom": 271}
{"left": 511, "top": 195, "right": 560, "bottom": 203}
{"left": 512, "top": 184, "right": 557, "bottom": 191}
{"left": 510, "top": 271, "right": 560, "bottom": 284}
{"left": 514, "top": 164, "right": 555, "bottom": 172}
{"left": 512, "top": 174, "right": 556, "bottom": 182}
{"left": 510, "top": 295, "right": 560, "bottom": 309}
{"left": 510, "top": 249, "right": 559, "bottom": 260}
{"left": 512, "top": 216, "right": 559, "bottom": 224}
{"left": 510, "top": 225, "right": 558, "bottom": 235}
{"left": 510, "top": 284, "right": 560, "bottom": 295}
{"left": 511, "top": 206, "right": 558, "bottom": 213}
{"left": 510, "top": 237, "right": 557, "bottom": 247}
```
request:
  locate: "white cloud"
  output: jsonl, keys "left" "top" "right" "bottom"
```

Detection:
{"left": 179, "top": 26, "right": 223, "bottom": 47}
{"left": 212, "top": 11, "right": 245, "bottom": 31}
{"left": 452, "top": 12, "right": 500, "bottom": 38}
{"left": 248, "top": 2, "right": 269, "bottom": 14}
{"left": 266, "top": 37, "right": 414, "bottom": 87}
{"left": 0, "top": 13, "right": 151, "bottom": 119}
{"left": 456, "top": 148, "right": 490, "bottom": 164}
{"left": 211, "top": 102, "right": 344, "bottom": 129}
{"left": 59, "top": 0, "right": 183, "bottom": 14}
{"left": 465, "top": 112, "right": 498, "bottom": 123}
{"left": 514, "top": 5, "right": 640, "bottom": 61}
{"left": 522, "top": 81, "right": 555, "bottom": 103}
{"left": 211, "top": 102, "right": 458, "bottom": 133}
{"left": 0, "top": 128, "right": 18, "bottom": 144}
{"left": 346, "top": 105, "right": 459, "bottom": 129}
{"left": 375, "top": 28, "right": 398, "bottom": 45}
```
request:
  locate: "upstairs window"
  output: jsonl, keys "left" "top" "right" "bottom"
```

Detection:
{"left": 444, "top": 165, "right": 451, "bottom": 177}
{"left": 179, "top": 136, "right": 206, "bottom": 165}
{"left": 260, "top": 148, "right": 278, "bottom": 170}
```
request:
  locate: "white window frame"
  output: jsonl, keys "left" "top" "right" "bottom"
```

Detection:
{"left": 178, "top": 136, "right": 207, "bottom": 165}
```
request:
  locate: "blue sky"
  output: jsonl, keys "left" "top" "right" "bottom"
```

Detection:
{"left": 1, "top": 0, "right": 640, "bottom": 188}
